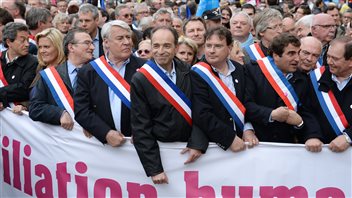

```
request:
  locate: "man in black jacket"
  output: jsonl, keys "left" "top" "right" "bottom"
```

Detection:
{"left": 29, "top": 28, "right": 94, "bottom": 130}
{"left": 309, "top": 36, "right": 352, "bottom": 152}
{"left": 74, "top": 20, "right": 145, "bottom": 146}
{"left": 191, "top": 27, "right": 258, "bottom": 152}
{"left": 131, "top": 26, "right": 208, "bottom": 184}
{"left": 0, "top": 22, "right": 37, "bottom": 110}
{"left": 245, "top": 33, "right": 320, "bottom": 144}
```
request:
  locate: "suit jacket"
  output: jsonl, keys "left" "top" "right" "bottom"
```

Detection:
{"left": 74, "top": 55, "right": 145, "bottom": 143}
{"left": 244, "top": 59, "right": 320, "bottom": 143}
{"left": 29, "top": 62, "right": 73, "bottom": 125}
{"left": 310, "top": 68, "right": 352, "bottom": 144}
{"left": 191, "top": 59, "right": 246, "bottom": 150}
{"left": 131, "top": 58, "right": 208, "bottom": 177}
{"left": 0, "top": 51, "right": 37, "bottom": 106}
{"left": 98, "top": 28, "right": 104, "bottom": 57}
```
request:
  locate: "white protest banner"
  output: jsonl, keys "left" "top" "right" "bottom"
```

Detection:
{"left": 1, "top": 109, "right": 351, "bottom": 197}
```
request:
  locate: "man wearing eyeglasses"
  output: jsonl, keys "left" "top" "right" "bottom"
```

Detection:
{"left": 29, "top": 28, "right": 94, "bottom": 130}
{"left": 308, "top": 36, "right": 352, "bottom": 153}
{"left": 115, "top": 4, "right": 143, "bottom": 50}
{"left": 298, "top": 36, "right": 322, "bottom": 74}
{"left": 74, "top": 20, "right": 146, "bottom": 146}
{"left": 311, "top": 13, "right": 336, "bottom": 66}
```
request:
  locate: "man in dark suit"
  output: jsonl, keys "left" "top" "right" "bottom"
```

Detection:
{"left": 78, "top": 4, "right": 104, "bottom": 58}
{"left": 245, "top": 33, "right": 320, "bottom": 144}
{"left": 191, "top": 27, "right": 257, "bottom": 152}
{"left": 29, "top": 28, "right": 94, "bottom": 130}
{"left": 131, "top": 26, "right": 208, "bottom": 184}
{"left": 308, "top": 36, "right": 352, "bottom": 152}
{"left": 0, "top": 22, "right": 37, "bottom": 110}
{"left": 74, "top": 20, "right": 145, "bottom": 146}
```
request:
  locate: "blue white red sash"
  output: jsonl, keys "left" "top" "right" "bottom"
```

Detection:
{"left": 40, "top": 67, "right": 74, "bottom": 117}
{"left": 310, "top": 67, "right": 349, "bottom": 136}
{"left": 0, "top": 52, "right": 15, "bottom": 108}
{"left": 316, "top": 59, "right": 323, "bottom": 69}
{"left": 244, "top": 43, "right": 266, "bottom": 61}
{"left": 257, "top": 57, "right": 299, "bottom": 111}
{"left": 90, "top": 56, "right": 131, "bottom": 109}
{"left": 28, "top": 34, "right": 36, "bottom": 46}
{"left": 138, "top": 60, "right": 192, "bottom": 125}
{"left": 192, "top": 62, "right": 246, "bottom": 130}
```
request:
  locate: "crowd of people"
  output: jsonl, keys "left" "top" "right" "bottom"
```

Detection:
{"left": 0, "top": 0, "right": 351, "bottom": 184}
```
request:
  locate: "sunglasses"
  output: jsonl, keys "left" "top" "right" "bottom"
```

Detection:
{"left": 137, "top": 49, "right": 150, "bottom": 55}
{"left": 123, "top": 14, "right": 133, "bottom": 18}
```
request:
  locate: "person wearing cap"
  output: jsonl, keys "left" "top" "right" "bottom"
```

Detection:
{"left": 202, "top": 7, "right": 222, "bottom": 30}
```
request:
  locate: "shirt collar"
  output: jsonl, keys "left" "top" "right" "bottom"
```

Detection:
{"left": 155, "top": 60, "right": 176, "bottom": 76}
{"left": 211, "top": 59, "right": 236, "bottom": 76}
{"left": 67, "top": 60, "right": 78, "bottom": 74}
{"left": 93, "top": 28, "right": 99, "bottom": 41}
{"left": 331, "top": 73, "right": 352, "bottom": 84}
{"left": 5, "top": 51, "right": 19, "bottom": 64}
{"left": 105, "top": 53, "right": 130, "bottom": 69}
{"left": 286, "top": 73, "right": 293, "bottom": 80}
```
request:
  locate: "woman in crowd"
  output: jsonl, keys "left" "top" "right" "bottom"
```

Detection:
{"left": 136, "top": 39, "right": 152, "bottom": 60}
{"left": 176, "top": 36, "right": 198, "bottom": 65}
{"left": 13, "top": 28, "right": 65, "bottom": 114}
{"left": 52, "top": 13, "right": 70, "bottom": 35}
{"left": 230, "top": 40, "right": 245, "bottom": 65}
{"left": 221, "top": 6, "right": 232, "bottom": 29}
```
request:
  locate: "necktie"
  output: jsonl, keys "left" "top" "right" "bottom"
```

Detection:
{"left": 73, "top": 68, "right": 80, "bottom": 91}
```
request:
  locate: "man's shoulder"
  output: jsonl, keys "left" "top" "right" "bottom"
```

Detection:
{"left": 129, "top": 55, "right": 146, "bottom": 68}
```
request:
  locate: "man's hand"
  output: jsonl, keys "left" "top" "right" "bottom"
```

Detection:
{"left": 106, "top": 130, "right": 125, "bottom": 147}
{"left": 83, "top": 129, "right": 93, "bottom": 138}
{"left": 286, "top": 110, "right": 303, "bottom": 126}
{"left": 229, "top": 135, "right": 245, "bottom": 152}
{"left": 12, "top": 105, "right": 27, "bottom": 115}
{"left": 305, "top": 138, "right": 323, "bottom": 152}
{"left": 0, "top": 102, "right": 4, "bottom": 111}
{"left": 271, "top": 106, "right": 290, "bottom": 122}
{"left": 181, "top": 147, "right": 202, "bottom": 164}
{"left": 242, "top": 130, "right": 259, "bottom": 148}
{"left": 60, "top": 111, "right": 74, "bottom": 130}
{"left": 329, "top": 135, "right": 350, "bottom": 152}
{"left": 151, "top": 172, "right": 168, "bottom": 184}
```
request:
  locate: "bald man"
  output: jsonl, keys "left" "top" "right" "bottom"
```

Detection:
{"left": 311, "top": 14, "right": 336, "bottom": 66}
{"left": 298, "top": 37, "right": 322, "bottom": 73}
{"left": 282, "top": 17, "right": 296, "bottom": 34}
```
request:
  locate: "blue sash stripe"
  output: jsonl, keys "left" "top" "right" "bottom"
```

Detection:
{"left": 267, "top": 57, "right": 300, "bottom": 105}
{"left": 40, "top": 70, "right": 65, "bottom": 109}
{"left": 192, "top": 67, "right": 244, "bottom": 131}
{"left": 244, "top": 45, "right": 256, "bottom": 61}
{"left": 90, "top": 60, "right": 131, "bottom": 109}
{"left": 146, "top": 60, "right": 191, "bottom": 108}
{"left": 310, "top": 71, "right": 342, "bottom": 136}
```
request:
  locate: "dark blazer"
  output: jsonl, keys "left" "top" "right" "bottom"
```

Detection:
{"left": 74, "top": 55, "right": 145, "bottom": 143}
{"left": 244, "top": 59, "right": 320, "bottom": 143}
{"left": 310, "top": 68, "right": 352, "bottom": 144}
{"left": 191, "top": 59, "right": 246, "bottom": 150}
{"left": 131, "top": 58, "right": 208, "bottom": 177}
{"left": 29, "top": 62, "right": 73, "bottom": 125}
{"left": 0, "top": 51, "right": 37, "bottom": 107}
{"left": 98, "top": 28, "right": 104, "bottom": 57}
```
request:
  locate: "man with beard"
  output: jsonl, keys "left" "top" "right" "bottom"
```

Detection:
{"left": 245, "top": 33, "right": 320, "bottom": 144}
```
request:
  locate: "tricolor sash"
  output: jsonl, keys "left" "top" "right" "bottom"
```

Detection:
{"left": 138, "top": 60, "right": 192, "bottom": 125}
{"left": 257, "top": 57, "right": 299, "bottom": 111}
{"left": 0, "top": 52, "right": 15, "bottom": 108}
{"left": 40, "top": 67, "right": 74, "bottom": 118}
{"left": 192, "top": 62, "right": 246, "bottom": 130}
{"left": 28, "top": 34, "right": 36, "bottom": 46}
{"left": 90, "top": 56, "right": 131, "bottom": 109}
{"left": 244, "top": 43, "right": 266, "bottom": 61}
{"left": 316, "top": 59, "right": 323, "bottom": 69}
{"left": 310, "top": 67, "right": 349, "bottom": 136}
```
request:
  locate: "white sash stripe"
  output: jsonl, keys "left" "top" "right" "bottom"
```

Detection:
{"left": 142, "top": 64, "right": 191, "bottom": 117}
{"left": 94, "top": 58, "right": 130, "bottom": 101}
{"left": 314, "top": 69, "right": 346, "bottom": 132}
{"left": 43, "top": 69, "right": 74, "bottom": 118}
{"left": 262, "top": 58, "right": 298, "bottom": 110}
{"left": 194, "top": 64, "right": 244, "bottom": 121}
{"left": 249, "top": 44, "right": 263, "bottom": 60}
